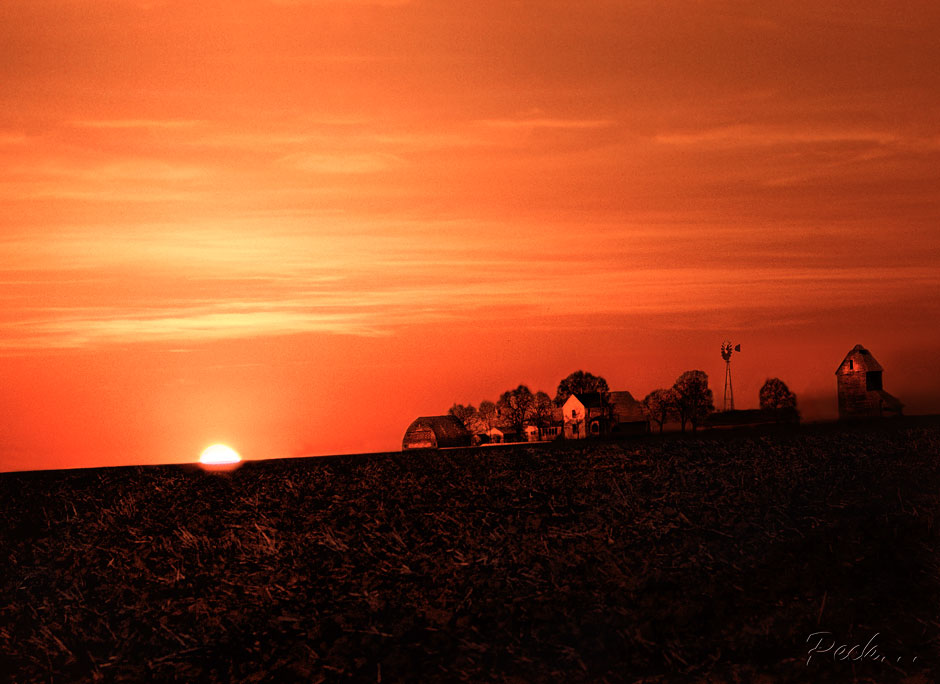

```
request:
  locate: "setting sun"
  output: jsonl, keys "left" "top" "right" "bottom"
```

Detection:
{"left": 199, "top": 444, "right": 242, "bottom": 466}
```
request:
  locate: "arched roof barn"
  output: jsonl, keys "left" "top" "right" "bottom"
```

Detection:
{"left": 402, "top": 415, "right": 472, "bottom": 450}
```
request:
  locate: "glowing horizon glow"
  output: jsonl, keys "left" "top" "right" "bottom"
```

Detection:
{"left": 199, "top": 444, "right": 242, "bottom": 466}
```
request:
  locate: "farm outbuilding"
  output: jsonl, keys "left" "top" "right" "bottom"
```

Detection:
{"left": 608, "top": 391, "right": 649, "bottom": 435}
{"left": 401, "top": 415, "right": 472, "bottom": 450}
{"left": 836, "top": 344, "right": 903, "bottom": 419}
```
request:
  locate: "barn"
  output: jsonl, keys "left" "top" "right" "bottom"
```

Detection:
{"left": 608, "top": 391, "right": 649, "bottom": 435}
{"left": 401, "top": 415, "right": 472, "bottom": 450}
{"left": 836, "top": 344, "right": 903, "bottom": 419}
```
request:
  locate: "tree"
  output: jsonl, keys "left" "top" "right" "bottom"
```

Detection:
{"left": 672, "top": 370, "right": 714, "bottom": 432}
{"left": 532, "top": 390, "right": 555, "bottom": 440}
{"left": 643, "top": 389, "right": 676, "bottom": 434}
{"left": 759, "top": 378, "right": 799, "bottom": 423}
{"left": 759, "top": 378, "right": 797, "bottom": 411}
{"left": 477, "top": 400, "right": 499, "bottom": 433}
{"left": 497, "top": 385, "right": 535, "bottom": 436}
{"left": 554, "top": 370, "right": 609, "bottom": 406}
{"left": 448, "top": 403, "right": 481, "bottom": 433}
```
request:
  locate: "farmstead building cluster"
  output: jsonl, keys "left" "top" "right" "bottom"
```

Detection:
{"left": 403, "top": 388, "right": 649, "bottom": 451}
{"left": 403, "top": 343, "right": 905, "bottom": 450}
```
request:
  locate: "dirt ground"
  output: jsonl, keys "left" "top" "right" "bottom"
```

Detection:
{"left": 2, "top": 418, "right": 939, "bottom": 682}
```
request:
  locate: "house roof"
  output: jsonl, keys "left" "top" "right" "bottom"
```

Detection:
{"left": 608, "top": 390, "right": 637, "bottom": 403}
{"left": 836, "top": 344, "right": 884, "bottom": 374}
{"left": 609, "top": 390, "right": 646, "bottom": 421}
{"left": 572, "top": 392, "right": 606, "bottom": 408}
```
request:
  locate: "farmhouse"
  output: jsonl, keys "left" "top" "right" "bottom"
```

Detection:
{"left": 402, "top": 415, "right": 472, "bottom": 450}
{"left": 836, "top": 344, "right": 903, "bottom": 419}
{"left": 562, "top": 391, "right": 648, "bottom": 439}
{"left": 563, "top": 393, "right": 603, "bottom": 438}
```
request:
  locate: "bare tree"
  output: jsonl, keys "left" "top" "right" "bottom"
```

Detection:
{"left": 448, "top": 403, "right": 481, "bottom": 434}
{"left": 497, "top": 385, "right": 535, "bottom": 437}
{"left": 643, "top": 388, "right": 676, "bottom": 434}
{"left": 532, "top": 390, "right": 555, "bottom": 440}
{"left": 554, "top": 370, "right": 609, "bottom": 406}
{"left": 477, "top": 400, "right": 499, "bottom": 434}
{"left": 672, "top": 370, "right": 714, "bottom": 432}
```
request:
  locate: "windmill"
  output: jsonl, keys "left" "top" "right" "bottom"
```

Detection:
{"left": 720, "top": 341, "right": 741, "bottom": 411}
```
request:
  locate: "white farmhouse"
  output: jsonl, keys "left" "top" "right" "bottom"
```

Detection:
{"left": 562, "top": 390, "right": 648, "bottom": 439}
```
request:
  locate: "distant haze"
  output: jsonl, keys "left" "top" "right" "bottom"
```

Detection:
{"left": 1, "top": 1, "right": 938, "bottom": 470}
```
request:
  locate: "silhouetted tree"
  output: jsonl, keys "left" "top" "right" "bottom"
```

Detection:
{"left": 554, "top": 370, "right": 609, "bottom": 406}
{"left": 759, "top": 377, "right": 800, "bottom": 422}
{"left": 672, "top": 370, "right": 714, "bottom": 432}
{"left": 759, "top": 378, "right": 797, "bottom": 411}
{"left": 498, "top": 385, "right": 535, "bottom": 436}
{"left": 532, "top": 391, "right": 555, "bottom": 440}
{"left": 643, "top": 388, "right": 676, "bottom": 434}
{"left": 477, "top": 400, "right": 499, "bottom": 433}
{"left": 448, "top": 403, "right": 481, "bottom": 434}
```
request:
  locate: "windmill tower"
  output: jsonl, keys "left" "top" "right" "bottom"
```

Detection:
{"left": 720, "top": 341, "right": 741, "bottom": 411}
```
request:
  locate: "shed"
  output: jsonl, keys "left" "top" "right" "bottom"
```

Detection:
{"left": 836, "top": 345, "right": 903, "bottom": 419}
{"left": 402, "top": 415, "right": 472, "bottom": 450}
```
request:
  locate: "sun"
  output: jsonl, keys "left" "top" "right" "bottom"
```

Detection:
{"left": 199, "top": 444, "right": 242, "bottom": 466}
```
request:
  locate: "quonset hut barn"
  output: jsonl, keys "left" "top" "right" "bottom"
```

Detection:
{"left": 836, "top": 344, "right": 903, "bottom": 419}
{"left": 402, "top": 415, "right": 472, "bottom": 450}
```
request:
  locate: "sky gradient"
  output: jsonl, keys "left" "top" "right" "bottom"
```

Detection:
{"left": 2, "top": 1, "right": 939, "bottom": 470}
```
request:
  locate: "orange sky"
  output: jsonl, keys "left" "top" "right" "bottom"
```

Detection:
{"left": 2, "top": 1, "right": 939, "bottom": 470}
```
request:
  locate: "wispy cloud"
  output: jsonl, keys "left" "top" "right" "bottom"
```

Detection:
{"left": 2, "top": 217, "right": 936, "bottom": 351}
{"left": 0, "top": 153, "right": 214, "bottom": 204}
{"left": 1, "top": 307, "right": 390, "bottom": 349}
{"left": 70, "top": 119, "right": 203, "bottom": 130}
{"left": 653, "top": 125, "right": 901, "bottom": 147}
{"left": 283, "top": 152, "right": 401, "bottom": 174}
{"left": 477, "top": 117, "right": 616, "bottom": 130}
{"left": 0, "top": 133, "right": 29, "bottom": 146}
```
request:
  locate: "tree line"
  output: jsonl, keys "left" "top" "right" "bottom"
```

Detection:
{"left": 449, "top": 369, "right": 798, "bottom": 439}
{"left": 448, "top": 370, "right": 610, "bottom": 440}
{"left": 643, "top": 374, "right": 797, "bottom": 432}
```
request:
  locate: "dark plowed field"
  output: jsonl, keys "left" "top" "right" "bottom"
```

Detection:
{"left": 3, "top": 419, "right": 940, "bottom": 682}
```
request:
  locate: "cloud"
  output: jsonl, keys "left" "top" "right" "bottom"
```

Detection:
{"left": 2, "top": 228, "right": 936, "bottom": 350}
{"left": 1, "top": 307, "right": 390, "bottom": 349}
{"left": 283, "top": 152, "right": 401, "bottom": 174}
{"left": 0, "top": 133, "right": 29, "bottom": 146}
{"left": 653, "top": 125, "right": 901, "bottom": 147}
{"left": 477, "top": 118, "right": 616, "bottom": 130}
{"left": 70, "top": 119, "right": 203, "bottom": 130}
